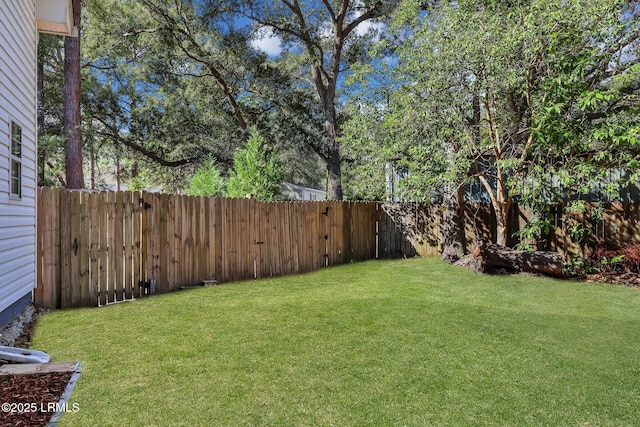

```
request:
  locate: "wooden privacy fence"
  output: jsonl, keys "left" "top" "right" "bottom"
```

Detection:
{"left": 377, "top": 201, "right": 640, "bottom": 258}
{"left": 37, "top": 188, "right": 639, "bottom": 309}
{"left": 36, "top": 188, "right": 386, "bottom": 309}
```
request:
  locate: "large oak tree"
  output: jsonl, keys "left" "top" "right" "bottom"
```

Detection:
{"left": 233, "top": 0, "right": 395, "bottom": 199}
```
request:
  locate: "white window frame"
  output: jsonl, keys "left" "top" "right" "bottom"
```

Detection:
{"left": 10, "top": 120, "right": 23, "bottom": 199}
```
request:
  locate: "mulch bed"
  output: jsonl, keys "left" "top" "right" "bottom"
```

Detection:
{"left": 585, "top": 272, "right": 640, "bottom": 289}
{"left": 0, "top": 371, "right": 73, "bottom": 427}
{"left": 1, "top": 307, "right": 74, "bottom": 427}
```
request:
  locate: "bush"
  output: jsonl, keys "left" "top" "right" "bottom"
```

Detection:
{"left": 227, "top": 127, "right": 284, "bottom": 201}
{"left": 185, "top": 159, "right": 226, "bottom": 197}
{"left": 588, "top": 244, "right": 640, "bottom": 274}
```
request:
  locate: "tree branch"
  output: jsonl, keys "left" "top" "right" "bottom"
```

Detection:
{"left": 122, "top": 28, "right": 159, "bottom": 37}
{"left": 321, "top": 0, "right": 336, "bottom": 21}
{"left": 343, "top": 1, "right": 382, "bottom": 38}
{"left": 141, "top": 0, "right": 249, "bottom": 129}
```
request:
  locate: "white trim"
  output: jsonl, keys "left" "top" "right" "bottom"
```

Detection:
{"left": 36, "top": 0, "right": 75, "bottom": 37}
{"left": 9, "top": 119, "right": 23, "bottom": 200}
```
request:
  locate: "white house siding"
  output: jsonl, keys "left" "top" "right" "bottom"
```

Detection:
{"left": 0, "top": 0, "right": 38, "bottom": 325}
{"left": 281, "top": 182, "right": 327, "bottom": 201}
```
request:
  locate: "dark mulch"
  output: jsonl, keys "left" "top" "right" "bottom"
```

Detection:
{"left": 0, "top": 372, "right": 73, "bottom": 427}
{"left": 585, "top": 272, "right": 640, "bottom": 289}
{"left": 1, "top": 307, "right": 75, "bottom": 427}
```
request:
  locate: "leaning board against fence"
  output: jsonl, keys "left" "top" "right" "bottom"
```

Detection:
{"left": 36, "top": 189, "right": 380, "bottom": 309}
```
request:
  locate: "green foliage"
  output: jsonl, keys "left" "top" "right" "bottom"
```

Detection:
{"left": 524, "top": 0, "right": 640, "bottom": 208}
{"left": 185, "top": 159, "right": 227, "bottom": 197}
{"left": 602, "top": 254, "right": 626, "bottom": 266}
{"left": 37, "top": 34, "right": 68, "bottom": 186}
{"left": 564, "top": 253, "right": 626, "bottom": 277}
{"left": 563, "top": 256, "right": 599, "bottom": 276}
{"left": 35, "top": 0, "right": 331, "bottom": 192}
{"left": 227, "top": 128, "right": 284, "bottom": 201}
{"left": 513, "top": 214, "right": 554, "bottom": 251}
{"left": 341, "top": 104, "right": 388, "bottom": 200}
{"left": 229, "top": 0, "right": 398, "bottom": 198}
{"left": 343, "top": 0, "right": 640, "bottom": 245}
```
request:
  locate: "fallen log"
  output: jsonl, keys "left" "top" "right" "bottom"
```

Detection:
{"left": 470, "top": 242, "right": 565, "bottom": 277}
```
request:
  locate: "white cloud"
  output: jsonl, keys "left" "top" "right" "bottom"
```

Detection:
{"left": 354, "top": 19, "right": 386, "bottom": 38}
{"left": 250, "top": 29, "right": 283, "bottom": 57}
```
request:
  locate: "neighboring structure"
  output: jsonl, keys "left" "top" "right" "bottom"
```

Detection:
{"left": 385, "top": 162, "right": 640, "bottom": 204}
{"left": 281, "top": 182, "right": 327, "bottom": 201}
{"left": 0, "top": 0, "right": 75, "bottom": 327}
{"left": 385, "top": 162, "right": 408, "bottom": 202}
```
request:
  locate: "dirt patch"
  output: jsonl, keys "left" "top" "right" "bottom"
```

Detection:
{"left": 0, "top": 306, "right": 48, "bottom": 349}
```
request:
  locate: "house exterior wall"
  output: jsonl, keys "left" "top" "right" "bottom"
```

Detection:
{"left": 281, "top": 182, "right": 327, "bottom": 201}
{"left": 0, "top": 0, "right": 38, "bottom": 326}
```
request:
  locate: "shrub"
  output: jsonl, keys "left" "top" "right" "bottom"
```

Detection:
{"left": 185, "top": 159, "right": 226, "bottom": 197}
{"left": 588, "top": 244, "right": 640, "bottom": 274}
{"left": 227, "top": 127, "right": 284, "bottom": 201}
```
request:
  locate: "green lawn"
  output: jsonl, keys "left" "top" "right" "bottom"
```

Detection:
{"left": 32, "top": 258, "right": 640, "bottom": 426}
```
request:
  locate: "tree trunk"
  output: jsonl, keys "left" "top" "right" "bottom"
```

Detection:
{"left": 478, "top": 174, "right": 511, "bottom": 247}
{"left": 318, "top": 80, "right": 343, "bottom": 200}
{"left": 63, "top": 0, "right": 84, "bottom": 189}
{"left": 471, "top": 242, "right": 564, "bottom": 277}
{"left": 495, "top": 203, "right": 508, "bottom": 247}
{"left": 326, "top": 145, "right": 342, "bottom": 200}
{"left": 37, "top": 50, "right": 46, "bottom": 186}
{"left": 494, "top": 168, "right": 511, "bottom": 247}
{"left": 441, "top": 142, "right": 466, "bottom": 262}
{"left": 441, "top": 187, "right": 465, "bottom": 262}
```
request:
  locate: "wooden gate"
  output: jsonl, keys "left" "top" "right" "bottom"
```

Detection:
{"left": 37, "top": 189, "right": 145, "bottom": 308}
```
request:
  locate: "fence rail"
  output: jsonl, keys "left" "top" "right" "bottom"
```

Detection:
{"left": 36, "top": 188, "right": 640, "bottom": 309}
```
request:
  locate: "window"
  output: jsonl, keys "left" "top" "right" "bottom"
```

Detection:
{"left": 10, "top": 121, "right": 22, "bottom": 198}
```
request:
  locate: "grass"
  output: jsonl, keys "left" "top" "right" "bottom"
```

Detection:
{"left": 32, "top": 258, "right": 640, "bottom": 426}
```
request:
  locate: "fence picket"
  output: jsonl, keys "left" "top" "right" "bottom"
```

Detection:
{"left": 158, "top": 193, "right": 171, "bottom": 293}
{"left": 58, "top": 190, "right": 71, "bottom": 308}
{"left": 212, "top": 197, "right": 223, "bottom": 283}
{"left": 35, "top": 188, "right": 45, "bottom": 307}
{"left": 113, "top": 191, "right": 125, "bottom": 302}
{"left": 241, "top": 198, "right": 251, "bottom": 280}
{"left": 198, "top": 196, "right": 208, "bottom": 283}
{"left": 122, "top": 191, "right": 134, "bottom": 300}
{"left": 97, "top": 192, "right": 108, "bottom": 305}
{"left": 107, "top": 191, "right": 118, "bottom": 303}
{"left": 190, "top": 195, "right": 197, "bottom": 284}
{"left": 173, "top": 195, "right": 184, "bottom": 288}
{"left": 78, "top": 191, "right": 91, "bottom": 307}
{"left": 219, "top": 198, "right": 227, "bottom": 282}
{"left": 132, "top": 191, "right": 142, "bottom": 298}
{"left": 35, "top": 188, "right": 56, "bottom": 308}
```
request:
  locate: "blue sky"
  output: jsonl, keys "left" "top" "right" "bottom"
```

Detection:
{"left": 250, "top": 28, "right": 283, "bottom": 56}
